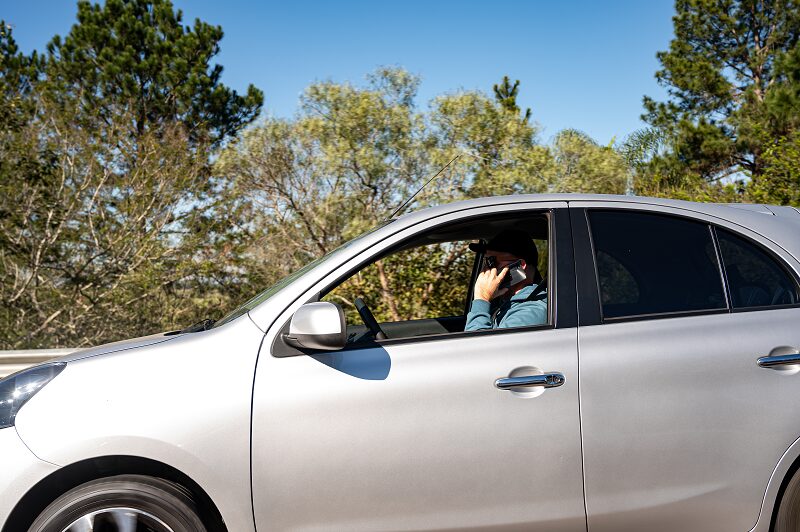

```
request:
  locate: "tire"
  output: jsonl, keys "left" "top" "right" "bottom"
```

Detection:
{"left": 775, "top": 470, "right": 800, "bottom": 532}
{"left": 28, "top": 474, "right": 207, "bottom": 532}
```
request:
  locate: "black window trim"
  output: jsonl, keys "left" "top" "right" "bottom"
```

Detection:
{"left": 709, "top": 225, "right": 733, "bottom": 312}
{"left": 271, "top": 207, "right": 576, "bottom": 358}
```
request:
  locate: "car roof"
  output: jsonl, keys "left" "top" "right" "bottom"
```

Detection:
{"left": 394, "top": 193, "right": 800, "bottom": 263}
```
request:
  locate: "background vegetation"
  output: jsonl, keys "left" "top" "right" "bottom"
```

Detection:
{"left": 2, "top": 0, "right": 800, "bottom": 347}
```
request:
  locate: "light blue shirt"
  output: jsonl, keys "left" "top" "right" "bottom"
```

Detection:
{"left": 464, "top": 284, "right": 547, "bottom": 331}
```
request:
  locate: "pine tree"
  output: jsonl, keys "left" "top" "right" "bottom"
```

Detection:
{"left": 44, "top": 0, "right": 263, "bottom": 149}
{"left": 643, "top": 0, "right": 800, "bottom": 182}
{"left": 493, "top": 75, "right": 532, "bottom": 122}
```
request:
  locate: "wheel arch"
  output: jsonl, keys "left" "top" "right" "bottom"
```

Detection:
{"left": 752, "top": 434, "right": 800, "bottom": 531}
{"left": 2, "top": 455, "right": 227, "bottom": 532}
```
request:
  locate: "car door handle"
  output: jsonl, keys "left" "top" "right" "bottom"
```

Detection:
{"left": 495, "top": 373, "right": 565, "bottom": 390}
{"left": 757, "top": 353, "right": 800, "bottom": 368}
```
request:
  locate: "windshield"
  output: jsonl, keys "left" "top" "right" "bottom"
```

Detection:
{"left": 212, "top": 220, "right": 394, "bottom": 328}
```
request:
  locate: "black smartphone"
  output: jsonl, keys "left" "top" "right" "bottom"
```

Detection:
{"left": 484, "top": 256, "right": 527, "bottom": 288}
{"left": 499, "top": 259, "right": 527, "bottom": 288}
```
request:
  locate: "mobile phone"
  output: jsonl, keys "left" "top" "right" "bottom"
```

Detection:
{"left": 499, "top": 259, "right": 527, "bottom": 288}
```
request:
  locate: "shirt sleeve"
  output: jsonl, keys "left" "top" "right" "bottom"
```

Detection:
{"left": 498, "top": 298, "right": 547, "bottom": 329}
{"left": 465, "top": 299, "right": 493, "bottom": 331}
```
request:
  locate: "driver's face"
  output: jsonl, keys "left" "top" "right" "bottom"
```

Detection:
{"left": 484, "top": 250, "right": 523, "bottom": 270}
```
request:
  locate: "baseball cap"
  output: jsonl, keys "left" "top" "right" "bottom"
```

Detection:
{"left": 469, "top": 230, "right": 538, "bottom": 265}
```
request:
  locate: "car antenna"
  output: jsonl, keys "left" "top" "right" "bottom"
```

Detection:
{"left": 390, "top": 151, "right": 485, "bottom": 219}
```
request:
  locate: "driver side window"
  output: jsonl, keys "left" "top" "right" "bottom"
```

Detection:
{"left": 320, "top": 213, "right": 550, "bottom": 345}
{"left": 323, "top": 241, "right": 473, "bottom": 326}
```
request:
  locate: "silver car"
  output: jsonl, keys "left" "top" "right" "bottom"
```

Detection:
{"left": 2, "top": 194, "right": 800, "bottom": 532}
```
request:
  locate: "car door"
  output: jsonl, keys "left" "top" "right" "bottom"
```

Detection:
{"left": 250, "top": 205, "right": 587, "bottom": 531}
{"left": 571, "top": 204, "right": 800, "bottom": 532}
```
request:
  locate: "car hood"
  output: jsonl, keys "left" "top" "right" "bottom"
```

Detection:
{"left": 53, "top": 331, "right": 182, "bottom": 364}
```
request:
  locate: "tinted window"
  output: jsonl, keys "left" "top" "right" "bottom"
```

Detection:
{"left": 717, "top": 228, "right": 799, "bottom": 308}
{"left": 589, "top": 211, "right": 726, "bottom": 319}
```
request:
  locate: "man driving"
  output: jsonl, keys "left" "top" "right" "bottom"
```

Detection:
{"left": 465, "top": 230, "right": 547, "bottom": 331}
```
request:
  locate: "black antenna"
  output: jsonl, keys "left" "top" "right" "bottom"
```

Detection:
{"left": 389, "top": 153, "right": 463, "bottom": 219}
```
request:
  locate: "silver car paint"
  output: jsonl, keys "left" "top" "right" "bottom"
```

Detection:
{"left": 2, "top": 194, "right": 800, "bottom": 531}
{"left": 251, "top": 201, "right": 585, "bottom": 531}
{"left": 579, "top": 310, "right": 800, "bottom": 532}
{"left": 568, "top": 199, "right": 800, "bottom": 532}
{"left": 0, "top": 428, "right": 59, "bottom": 524}
{"left": 53, "top": 331, "right": 181, "bottom": 364}
{"left": 253, "top": 329, "right": 584, "bottom": 531}
{"left": 14, "top": 314, "right": 264, "bottom": 532}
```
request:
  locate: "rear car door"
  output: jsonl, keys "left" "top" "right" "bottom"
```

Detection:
{"left": 571, "top": 203, "right": 800, "bottom": 532}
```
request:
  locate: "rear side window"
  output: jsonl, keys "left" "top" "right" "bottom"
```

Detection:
{"left": 717, "top": 228, "right": 799, "bottom": 309}
{"left": 589, "top": 210, "right": 726, "bottom": 320}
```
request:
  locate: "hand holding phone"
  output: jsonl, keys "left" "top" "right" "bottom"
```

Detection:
{"left": 499, "top": 259, "right": 527, "bottom": 289}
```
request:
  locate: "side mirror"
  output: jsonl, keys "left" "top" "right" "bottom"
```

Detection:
{"left": 283, "top": 302, "right": 346, "bottom": 351}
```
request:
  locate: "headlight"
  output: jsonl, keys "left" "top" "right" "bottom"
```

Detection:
{"left": 0, "top": 362, "right": 66, "bottom": 429}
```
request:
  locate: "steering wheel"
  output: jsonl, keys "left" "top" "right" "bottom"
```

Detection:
{"left": 354, "top": 297, "right": 388, "bottom": 340}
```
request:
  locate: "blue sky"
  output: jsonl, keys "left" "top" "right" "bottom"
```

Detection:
{"left": 4, "top": 0, "right": 675, "bottom": 145}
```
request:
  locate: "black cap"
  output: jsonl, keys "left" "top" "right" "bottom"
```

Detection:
{"left": 469, "top": 230, "right": 538, "bottom": 266}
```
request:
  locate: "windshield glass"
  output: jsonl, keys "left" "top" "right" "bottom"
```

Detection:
{"left": 212, "top": 220, "right": 393, "bottom": 328}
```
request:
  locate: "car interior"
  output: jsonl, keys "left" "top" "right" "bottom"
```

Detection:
{"left": 319, "top": 212, "right": 551, "bottom": 346}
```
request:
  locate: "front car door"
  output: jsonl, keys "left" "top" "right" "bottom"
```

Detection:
{"left": 250, "top": 203, "right": 587, "bottom": 531}
{"left": 571, "top": 202, "right": 800, "bottom": 531}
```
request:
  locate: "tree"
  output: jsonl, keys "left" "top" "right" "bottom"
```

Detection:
{"left": 43, "top": 0, "right": 262, "bottom": 149}
{"left": 430, "top": 89, "right": 551, "bottom": 198}
{"left": 219, "top": 69, "right": 559, "bottom": 320}
{"left": 0, "top": 1, "right": 263, "bottom": 348}
{"left": 217, "top": 69, "right": 427, "bottom": 291}
{"left": 549, "top": 129, "right": 628, "bottom": 194}
{"left": 643, "top": 0, "right": 800, "bottom": 184}
{"left": 493, "top": 75, "right": 532, "bottom": 122}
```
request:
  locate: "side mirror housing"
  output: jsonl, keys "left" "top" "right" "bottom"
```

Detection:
{"left": 283, "top": 302, "right": 346, "bottom": 351}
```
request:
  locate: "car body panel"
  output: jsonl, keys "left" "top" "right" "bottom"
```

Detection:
{"left": 751, "top": 432, "right": 800, "bottom": 532}
{"left": 50, "top": 332, "right": 180, "bottom": 364}
{"left": 13, "top": 314, "right": 264, "bottom": 532}
{"left": 579, "top": 309, "right": 800, "bottom": 532}
{"left": 0, "top": 428, "right": 59, "bottom": 524}
{"left": 251, "top": 201, "right": 586, "bottom": 530}
{"left": 567, "top": 200, "right": 800, "bottom": 531}
{"left": 253, "top": 328, "right": 584, "bottom": 531}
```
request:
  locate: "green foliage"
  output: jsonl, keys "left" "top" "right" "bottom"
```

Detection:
{"left": 493, "top": 75, "right": 532, "bottom": 122}
{"left": 549, "top": 129, "right": 628, "bottom": 194}
{"left": 642, "top": 0, "right": 800, "bottom": 190}
{"left": 216, "top": 68, "right": 427, "bottom": 287}
{"left": 43, "top": 0, "right": 263, "bottom": 148}
{"left": 748, "top": 132, "right": 800, "bottom": 205}
{"left": 324, "top": 242, "right": 473, "bottom": 325}
{"left": 0, "top": 2, "right": 262, "bottom": 348}
{"left": 429, "top": 90, "right": 552, "bottom": 197}
{"left": 21, "top": 0, "right": 798, "bottom": 348}
{"left": 221, "top": 68, "right": 627, "bottom": 324}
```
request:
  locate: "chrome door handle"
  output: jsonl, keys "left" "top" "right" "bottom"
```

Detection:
{"left": 757, "top": 354, "right": 800, "bottom": 368}
{"left": 495, "top": 373, "right": 565, "bottom": 390}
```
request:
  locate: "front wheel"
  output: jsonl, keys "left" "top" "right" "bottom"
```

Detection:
{"left": 29, "top": 474, "right": 207, "bottom": 532}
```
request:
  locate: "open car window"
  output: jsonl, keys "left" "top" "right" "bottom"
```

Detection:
{"left": 320, "top": 212, "right": 550, "bottom": 344}
{"left": 323, "top": 241, "right": 473, "bottom": 327}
